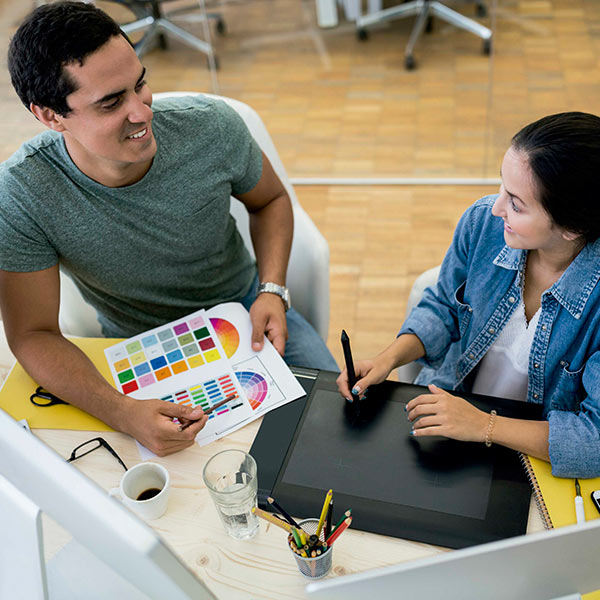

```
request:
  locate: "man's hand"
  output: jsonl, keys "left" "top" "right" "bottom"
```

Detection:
{"left": 120, "top": 398, "right": 209, "bottom": 456}
{"left": 406, "top": 384, "right": 488, "bottom": 442}
{"left": 249, "top": 292, "right": 288, "bottom": 356}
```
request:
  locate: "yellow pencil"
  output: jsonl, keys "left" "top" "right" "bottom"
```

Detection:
{"left": 316, "top": 489, "right": 333, "bottom": 537}
{"left": 252, "top": 507, "right": 292, "bottom": 533}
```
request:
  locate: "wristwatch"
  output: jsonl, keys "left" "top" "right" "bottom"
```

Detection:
{"left": 257, "top": 282, "right": 291, "bottom": 311}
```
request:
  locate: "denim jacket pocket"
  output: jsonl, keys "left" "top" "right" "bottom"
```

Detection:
{"left": 454, "top": 281, "right": 473, "bottom": 337}
{"left": 549, "top": 362, "right": 585, "bottom": 412}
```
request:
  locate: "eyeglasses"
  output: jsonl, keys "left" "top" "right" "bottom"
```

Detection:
{"left": 67, "top": 437, "right": 128, "bottom": 472}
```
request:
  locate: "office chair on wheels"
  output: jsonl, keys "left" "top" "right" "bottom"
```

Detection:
{"left": 356, "top": 0, "right": 492, "bottom": 70}
{"left": 103, "top": 0, "right": 222, "bottom": 85}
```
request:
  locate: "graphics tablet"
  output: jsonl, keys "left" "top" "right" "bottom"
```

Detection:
{"left": 250, "top": 368, "right": 543, "bottom": 549}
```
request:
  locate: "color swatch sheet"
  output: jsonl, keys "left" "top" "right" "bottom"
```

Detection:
{"left": 104, "top": 303, "right": 304, "bottom": 447}
{"left": 206, "top": 302, "right": 304, "bottom": 417}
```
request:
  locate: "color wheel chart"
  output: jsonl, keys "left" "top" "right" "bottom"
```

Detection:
{"left": 235, "top": 371, "right": 268, "bottom": 410}
{"left": 209, "top": 317, "right": 240, "bottom": 359}
{"left": 233, "top": 356, "right": 285, "bottom": 412}
{"left": 161, "top": 373, "right": 243, "bottom": 420}
{"left": 106, "top": 312, "right": 222, "bottom": 395}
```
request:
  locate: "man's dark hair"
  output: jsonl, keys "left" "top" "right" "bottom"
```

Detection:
{"left": 8, "top": 1, "right": 128, "bottom": 116}
{"left": 512, "top": 112, "right": 600, "bottom": 244}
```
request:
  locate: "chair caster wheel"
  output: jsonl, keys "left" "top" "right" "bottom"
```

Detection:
{"left": 483, "top": 38, "right": 492, "bottom": 55}
{"left": 404, "top": 54, "right": 416, "bottom": 70}
{"left": 216, "top": 19, "right": 226, "bottom": 35}
{"left": 357, "top": 28, "right": 368, "bottom": 41}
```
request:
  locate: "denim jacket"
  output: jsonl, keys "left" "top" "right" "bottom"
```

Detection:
{"left": 399, "top": 195, "right": 600, "bottom": 478}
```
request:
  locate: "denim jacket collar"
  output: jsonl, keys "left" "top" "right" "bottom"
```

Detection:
{"left": 493, "top": 239, "right": 600, "bottom": 319}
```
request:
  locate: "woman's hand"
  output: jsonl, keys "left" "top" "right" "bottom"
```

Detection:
{"left": 336, "top": 356, "right": 395, "bottom": 400}
{"left": 406, "top": 384, "right": 489, "bottom": 442}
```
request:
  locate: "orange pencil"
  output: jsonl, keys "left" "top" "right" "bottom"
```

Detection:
{"left": 252, "top": 507, "right": 292, "bottom": 533}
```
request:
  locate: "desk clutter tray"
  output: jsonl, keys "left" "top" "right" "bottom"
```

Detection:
{"left": 251, "top": 368, "right": 543, "bottom": 549}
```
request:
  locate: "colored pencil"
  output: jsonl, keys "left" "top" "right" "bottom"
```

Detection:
{"left": 316, "top": 489, "right": 333, "bottom": 537}
{"left": 291, "top": 526, "right": 303, "bottom": 548}
{"left": 178, "top": 393, "right": 237, "bottom": 431}
{"left": 324, "top": 498, "right": 334, "bottom": 540}
{"left": 331, "top": 509, "right": 352, "bottom": 533}
{"left": 252, "top": 507, "right": 292, "bottom": 533}
{"left": 267, "top": 496, "right": 301, "bottom": 528}
{"left": 325, "top": 516, "right": 352, "bottom": 546}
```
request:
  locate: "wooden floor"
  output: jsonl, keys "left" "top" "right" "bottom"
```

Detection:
{"left": 2, "top": 0, "right": 600, "bottom": 368}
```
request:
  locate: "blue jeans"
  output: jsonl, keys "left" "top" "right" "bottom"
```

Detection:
{"left": 239, "top": 276, "right": 338, "bottom": 372}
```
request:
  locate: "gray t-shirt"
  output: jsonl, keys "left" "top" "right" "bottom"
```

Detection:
{"left": 0, "top": 95, "right": 262, "bottom": 336}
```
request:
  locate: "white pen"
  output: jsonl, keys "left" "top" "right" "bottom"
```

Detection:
{"left": 575, "top": 478, "right": 586, "bottom": 525}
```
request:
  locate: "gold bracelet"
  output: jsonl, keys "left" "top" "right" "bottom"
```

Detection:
{"left": 485, "top": 410, "right": 497, "bottom": 447}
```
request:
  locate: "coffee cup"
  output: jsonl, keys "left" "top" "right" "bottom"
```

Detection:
{"left": 109, "top": 461, "right": 170, "bottom": 520}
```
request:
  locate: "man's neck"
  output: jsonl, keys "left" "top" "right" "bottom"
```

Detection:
{"left": 63, "top": 136, "right": 153, "bottom": 188}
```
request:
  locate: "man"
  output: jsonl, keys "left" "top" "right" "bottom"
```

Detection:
{"left": 0, "top": 2, "right": 337, "bottom": 455}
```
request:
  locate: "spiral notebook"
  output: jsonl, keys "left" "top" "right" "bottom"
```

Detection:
{"left": 520, "top": 453, "right": 600, "bottom": 529}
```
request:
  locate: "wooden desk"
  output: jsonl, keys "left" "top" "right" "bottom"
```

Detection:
{"left": 36, "top": 420, "right": 544, "bottom": 600}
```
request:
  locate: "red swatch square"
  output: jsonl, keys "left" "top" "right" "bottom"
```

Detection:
{"left": 121, "top": 380, "right": 139, "bottom": 395}
{"left": 199, "top": 337, "right": 215, "bottom": 351}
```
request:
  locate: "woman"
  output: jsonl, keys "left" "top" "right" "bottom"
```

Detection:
{"left": 337, "top": 112, "right": 600, "bottom": 478}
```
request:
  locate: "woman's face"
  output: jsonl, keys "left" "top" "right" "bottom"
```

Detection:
{"left": 492, "top": 146, "right": 576, "bottom": 252}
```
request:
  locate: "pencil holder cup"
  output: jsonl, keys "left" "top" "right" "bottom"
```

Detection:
{"left": 288, "top": 518, "right": 333, "bottom": 580}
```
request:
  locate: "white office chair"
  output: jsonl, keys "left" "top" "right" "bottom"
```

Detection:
{"left": 58, "top": 92, "right": 331, "bottom": 342}
{"left": 396, "top": 265, "right": 440, "bottom": 383}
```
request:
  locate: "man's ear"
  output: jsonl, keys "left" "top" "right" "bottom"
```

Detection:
{"left": 30, "top": 103, "right": 66, "bottom": 132}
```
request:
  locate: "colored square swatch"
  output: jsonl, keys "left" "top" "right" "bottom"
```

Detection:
{"left": 118, "top": 369, "right": 135, "bottom": 384}
{"left": 189, "top": 316, "right": 205, "bottom": 329}
{"left": 126, "top": 341, "right": 142, "bottom": 354}
{"left": 166, "top": 349, "right": 184, "bottom": 364}
{"left": 122, "top": 380, "right": 139, "bottom": 394}
{"left": 113, "top": 358, "right": 130, "bottom": 373}
{"left": 162, "top": 339, "right": 178, "bottom": 353}
{"left": 173, "top": 323, "right": 189, "bottom": 335}
{"left": 138, "top": 373, "right": 156, "bottom": 387}
{"left": 134, "top": 362, "right": 151, "bottom": 377}
{"left": 187, "top": 354, "right": 205, "bottom": 368}
{"left": 182, "top": 344, "right": 199, "bottom": 357}
{"left": 157, "top": 329, "right": 174, "bottom": 341}
{"left": 203, "top": 349, "right": 221, "bottom": 363}
{"left": 171, "top": 360, "right": 188, "bottom": 375}
{"left": 177, "top": 333, "right": 194, "bottom": 346}
{"left": 199, "top": 337, "right": 215, "bottom": 351}
{"left": 130, "top": 351, "right": 146, "bottom": 366}
{"left": 150, "top": 356, "right": 167, "bottom": 370}
{"left": 141, "top": 334, "right": 158, "bottom": 348}
{"left": 193, "top": 327, "right": 209, "bottom": 340}
{"left": 155, "top": 366, "right": 172, "bottom": 381}
{"left": 146, "top": 346, "right": 162, "bottom": 359}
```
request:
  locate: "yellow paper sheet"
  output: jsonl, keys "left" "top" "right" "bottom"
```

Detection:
{"left": 0, "top": 337, "right": 123, "bottom": 431}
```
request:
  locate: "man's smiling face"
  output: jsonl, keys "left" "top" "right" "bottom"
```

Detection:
{"left": 53, "top": 34, "right": 156, "bottom": 186}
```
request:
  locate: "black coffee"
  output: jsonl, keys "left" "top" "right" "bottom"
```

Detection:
{"left": 136, "top": 487, "right": 161, "bottom": 501}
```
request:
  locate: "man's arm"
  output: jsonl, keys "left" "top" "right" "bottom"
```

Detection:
{"left": 235, "top": 152, "right": 293, "bottom": 355}
{"left": 0, "top": 265, "right": 207, "bottom": 455}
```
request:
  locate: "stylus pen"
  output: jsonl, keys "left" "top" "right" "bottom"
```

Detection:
{"left": 575, "top": 478, "right": 586, "bottom": 524}
{"left": 341, "top": 330, "right": 360, "bottom": 402}
{"left": 178, "top": 394, "right": 237, "bottom": 431}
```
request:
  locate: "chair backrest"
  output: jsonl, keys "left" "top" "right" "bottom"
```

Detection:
{"left": 59, "top": 93, "right": 330, "bottom": 340}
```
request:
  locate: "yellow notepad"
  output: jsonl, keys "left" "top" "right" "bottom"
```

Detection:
{"left": 0, "top": 337, "right": 122, "bottom": 431}
{"left": 522, "top": 454, "right": 600, "bottom": 600}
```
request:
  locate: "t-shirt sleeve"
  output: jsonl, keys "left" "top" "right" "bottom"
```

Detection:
{"left": 0, "top": 177, "right": 58, "bottom": 272}
{"left": 213, "top": 100, "right": 264, "bottom": 196}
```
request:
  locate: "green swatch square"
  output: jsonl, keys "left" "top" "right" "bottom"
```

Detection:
{"left": 126, "top": 341, "right": 142, "bottom": 354}
{"left": 178, "top": 333, "right": 194, "bottom": 346}
{"left": 193, "top": 327, "right": 209, "bottom": 340}
{"left": 118, "top": 369, "right": 135, "bottom": 384}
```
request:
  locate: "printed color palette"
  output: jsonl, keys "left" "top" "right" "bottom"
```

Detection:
{"left": 161, "top": 374, "right": 243, "bottom": 420}
{"left": 210, "top": 317, "right": 240, "bottom": 359}
{"left": 107, "top": 313, "right": 222, "bottom": 394}
{"left": 235, "top": 371, "right": 268, "bottom": 410}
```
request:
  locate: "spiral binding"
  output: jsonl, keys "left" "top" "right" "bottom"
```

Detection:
{"left": 520, "top": 453, "right": 553, "bottom": 529}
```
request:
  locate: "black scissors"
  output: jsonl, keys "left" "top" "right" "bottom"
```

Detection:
{"left": 29, "top": 386, "right": 69, "bottom": 407}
